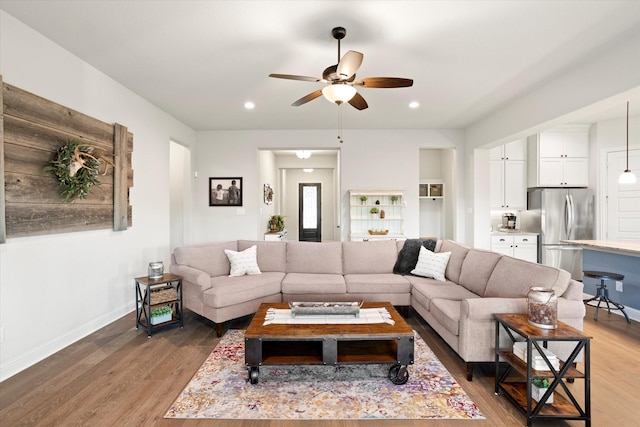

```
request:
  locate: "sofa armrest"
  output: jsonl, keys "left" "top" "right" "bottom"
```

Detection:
{"left": 169, "top": 264, "right": 212, "bottom": 292}
{"left": 561, "top": 279, "right": 584, "bottom": 301}
{"left": 461, "top": 298, "right": 527, "bottom": 321}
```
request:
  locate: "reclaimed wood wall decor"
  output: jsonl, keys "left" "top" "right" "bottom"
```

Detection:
{"left": 0, "top": 76, "right": 133, "bottom": 243}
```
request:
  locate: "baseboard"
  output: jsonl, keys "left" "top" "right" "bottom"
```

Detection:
{"left": 582, "top": 293, "right": 639, "bottom": 322}
{"left": 0, "top": 304, "right": 133, "bottom": 382}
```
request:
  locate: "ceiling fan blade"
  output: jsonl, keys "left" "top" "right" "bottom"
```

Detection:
{"left": 336, "top": 50, "right": 363, "bottom": 80}
{"left": 269, "top": 73, "right": 322, "bottom": 83}
{"left": 353, "top": 77, "right": 414, "bottom": 88}
{"left": 292, "top": 89, "right": 323, "bottom": 106}
{"left": 348, "top": 92, "right": 368, "bottom": 110}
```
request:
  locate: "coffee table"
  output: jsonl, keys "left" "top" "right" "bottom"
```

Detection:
{"left": 244, "top": 302, "right": 414, "bottom": 385}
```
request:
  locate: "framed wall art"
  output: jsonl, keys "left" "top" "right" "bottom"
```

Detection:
{"left": 209, "top": 177, "right": 243, "bottom": 206}
{"left": 263, "top": 183, "right": 273, "bottom": 205}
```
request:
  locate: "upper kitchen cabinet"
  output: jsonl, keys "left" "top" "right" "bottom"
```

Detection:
{"left": 490, "top": 138, "right": 526, "bottom": 210}
{"left": 527, "top": 125, "right": 590, "bottom": 187}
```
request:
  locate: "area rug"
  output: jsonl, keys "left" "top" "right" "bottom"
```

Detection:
{"left": 165, "top": 329, "right": 484, "bottom": 420}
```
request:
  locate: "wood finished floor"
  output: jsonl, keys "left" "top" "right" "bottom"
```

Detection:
{"left": 1, "top": 305, "right": 639, "bottom": 427}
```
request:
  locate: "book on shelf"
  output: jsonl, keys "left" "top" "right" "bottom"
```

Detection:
{"left": 512, "top": 341, "right": 560, "bottom": 370}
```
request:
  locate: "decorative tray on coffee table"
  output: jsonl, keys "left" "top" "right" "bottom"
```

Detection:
{"left": 289, "top": 301, "right": 363, "bottom": 317}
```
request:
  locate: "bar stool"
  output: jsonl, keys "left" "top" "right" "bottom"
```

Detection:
{"left": 583, "top": 271, "right": 631, "bottom": 323}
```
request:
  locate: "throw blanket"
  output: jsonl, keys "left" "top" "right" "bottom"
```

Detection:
{"left": 393, "top": 238, "right": 437, "bottom": 275}
{"left": 263, "top": 307, "right": 395, "bottom": 325}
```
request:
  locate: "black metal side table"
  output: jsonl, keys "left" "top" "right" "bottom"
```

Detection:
{"left": 135, "top": 273, "right": 183, "bottom": 337}
{"left": 494, "top": 313, "right": 591, "bottom": 427}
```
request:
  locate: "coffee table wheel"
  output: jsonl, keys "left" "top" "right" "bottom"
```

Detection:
{"left": 248, "top": 366, "right": 260, "bottom": 384}
{"left": 388, "top": 363, "right": 409, "bottom": 385}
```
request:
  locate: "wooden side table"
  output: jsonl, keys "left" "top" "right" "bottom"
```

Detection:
{"left": 494, "top": 313, "right": 591, "bottom": 427}
{"left": 135, "top": 273, "right": 183, "bottom": 337}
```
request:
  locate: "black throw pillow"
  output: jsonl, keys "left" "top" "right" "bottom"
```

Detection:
{"left": 393, "top": 239, "right": 437, "bottom": 275}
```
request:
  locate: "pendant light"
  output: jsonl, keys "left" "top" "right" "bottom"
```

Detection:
{"left": 618, "top": 101, "right": 637, "bottom": 184}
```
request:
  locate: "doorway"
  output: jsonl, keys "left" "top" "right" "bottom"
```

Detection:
{"left": 299, "top": 183, "right": 321, "bottom": 241}
{"left": 169, "top": 140, "right": 192, "bottom": 251}
{"left": 605, "top": 148, "right": 640, "bottom": 239}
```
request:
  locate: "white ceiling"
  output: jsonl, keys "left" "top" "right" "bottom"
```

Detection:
{"left": 2, "top": 1, "right": 640, "bottom": 131}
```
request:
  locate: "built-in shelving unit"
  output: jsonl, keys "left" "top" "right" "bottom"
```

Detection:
{"left": 349, "top": 190, "right": 405, "bottom": 241}
{"left": 419, "top": 181, "right": 445, "bottom": 239}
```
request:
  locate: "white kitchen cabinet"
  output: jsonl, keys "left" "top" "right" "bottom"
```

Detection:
{"left": 490, "top": 139, "right": 526, "bottom": 210}
{"left": 349, "top": 190, "right": 405, "bottom": 241}
{"left": 528, "top": 125, "right": 589, "bottom": 187}
{"left": 491, "top": 234, "right": 538, "bottom": 263}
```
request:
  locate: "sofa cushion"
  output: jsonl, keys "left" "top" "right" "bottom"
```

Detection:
{"left": 430, "top": 299, "right": 461, "bottom": 336}
{"left": 484, "top": 256, "right": 571, "bottom": 298}
{"left": 174, "top": 241, "right": 237, "bottom": 277}
{"left": 458, "top": 249, "right": 503, "bottom": 296}
{"left": 342, "top": 240, "right": 398, "bottom": 274}
{"left": 224, "top": 245, "right": 261, "bottom": 277}
{"left": 393, "top": 239, "right": 437, "bottom": 275}
{"left": 203, "top": 272, "right": 284, "bottom": 308}
{"left": 286, "top": 241, "right": 343, "bottom": 274}
{"left": 281, "top": 272, "right": 346, "bottom": 294}
{"left": 345, "top": 273, "right": 411, "bottom": 294}
{"left": 238, "top": 240, "right": 286, "bottom": 272}
{"left": 410, "top": 279, "right": 480, "bottom": 311}
{"left": 411, "top": 246, "right": 451, "bottom": 281}
{"left": 438, "top": 240, "right": 470, "bottom": 283}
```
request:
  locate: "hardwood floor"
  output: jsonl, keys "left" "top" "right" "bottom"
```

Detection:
{"left": 1, "top": 305, "right": 638, "bottom": 427}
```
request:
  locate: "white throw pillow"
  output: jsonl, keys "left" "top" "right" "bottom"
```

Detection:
{"left": 224, "top": 245, "right": 261, "bottom": 277}
{"left": 411, "top": 246, "right": 451, "bottom": 282}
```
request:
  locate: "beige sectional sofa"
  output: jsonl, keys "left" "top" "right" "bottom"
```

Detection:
{"left": 170, "top": 239, "right": 585, "bottom": 380}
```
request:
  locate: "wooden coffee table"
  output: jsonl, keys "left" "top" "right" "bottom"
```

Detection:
{"left": 244, "top": 302, "right": 414, "bottom": 385}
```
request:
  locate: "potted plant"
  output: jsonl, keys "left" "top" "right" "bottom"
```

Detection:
{"left": 359, "top": 195, "right": 368, "bottom": 205}
{"left": 269, "top": 215, "right": 285, "bottom": 232}
{"left": 532, "top": 378, "right": 553, "bottom": 403}
{"left": 150, "top": 306, "right": 173, "bottom": 325}
{"left": 390, "top": 195, "right": 399, "bottom": 205}
{"left": 369, "top": 207, "right": 379, "bottom": 218}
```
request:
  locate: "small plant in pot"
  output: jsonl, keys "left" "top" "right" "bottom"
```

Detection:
{"left": 150, "top": 306, "right": 173, "bottom": 325}
{"left": 369, "top": 207, "right": 379, "bottom": 217}
{"left": 532, "top": 378, "right": 553, "bottom": 403}
{"left": 359, "top": 195, "right": 368, "bottom": 205}
{"left": 269, "top": 215, "right": 285, "bottom": 232}
{"left": 390, "top": 195, "right": 399, "bottom": 205}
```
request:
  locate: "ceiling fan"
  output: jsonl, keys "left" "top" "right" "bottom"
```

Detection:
{"left": 269, "top": 27, "right": 413, "bottom": 110}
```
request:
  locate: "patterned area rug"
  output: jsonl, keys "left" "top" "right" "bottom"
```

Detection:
{"left": 165, "top": 329, "right": 484, "bottom": 420}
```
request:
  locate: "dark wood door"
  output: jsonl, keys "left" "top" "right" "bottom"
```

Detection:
{"left": 298, "top": 183, "right": 321, "bottom": 241}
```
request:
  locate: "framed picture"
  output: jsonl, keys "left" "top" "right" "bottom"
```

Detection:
{"left": 263, "top": 183, "right": 273, "bottom": 205}
{"left": 209, "top": 177, "right": 243, "bottom": 206}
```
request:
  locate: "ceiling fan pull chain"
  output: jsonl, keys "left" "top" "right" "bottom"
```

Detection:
{"left": 338, "top": 108, "right": 344, "bottom": 143}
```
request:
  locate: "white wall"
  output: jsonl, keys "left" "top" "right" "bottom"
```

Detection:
{"left": 191, "top": 130, "right": 465, "bottom": 243}
{"left": 0, "top": 11, "right": 196, "bottom": 381}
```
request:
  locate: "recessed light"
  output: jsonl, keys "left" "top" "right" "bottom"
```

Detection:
{"left": 244, "top": 101, "right": 255, "bottom": 109}
{"left": 303, "top": 168, "right": 314, "bottom": 173}
{"left": 409, "top": 101, "right": 420, "bottom": 109}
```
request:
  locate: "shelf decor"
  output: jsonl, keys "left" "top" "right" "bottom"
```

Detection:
{"left": 532, "top": 378, "right": 553, "bottom": 403}
{"left": 150, "top": 306, "right": 173, "bottom": 325}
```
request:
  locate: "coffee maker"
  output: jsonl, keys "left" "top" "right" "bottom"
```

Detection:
{"left": 501, "top": 213, "right": 517, "bottom": 230}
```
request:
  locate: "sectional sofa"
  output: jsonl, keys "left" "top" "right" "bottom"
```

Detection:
{"left": 170, "top": 239, "right": 585, "bottom": 380}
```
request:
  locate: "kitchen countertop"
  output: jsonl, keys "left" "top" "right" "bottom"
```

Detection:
{"left": 491, "top": 230, "right": 539, "bottom": 236}
{"left": 562, "top": 240, "right": 640, "bottom": 257}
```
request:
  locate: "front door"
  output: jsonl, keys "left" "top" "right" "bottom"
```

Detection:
{"left": 299, "top": 183, "right": 321, "bottom": 241}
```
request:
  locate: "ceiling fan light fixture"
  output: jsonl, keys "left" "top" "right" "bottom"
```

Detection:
{"left": 322, "top": 84, "right": 356, "bottom": 105}
{"left": 296, "top": 150, "right": 311, "bottom": 159}
{"left": 618, "top": 101, "right": 637, "bottom": 184}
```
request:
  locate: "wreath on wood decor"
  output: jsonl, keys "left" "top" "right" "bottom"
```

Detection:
{"left": 44, "top": 140, "right": 114, "bottom": 202}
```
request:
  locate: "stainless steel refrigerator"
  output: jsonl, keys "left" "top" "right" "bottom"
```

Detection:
{"left": 520, "top": 188, "right": 594, "bottom": 280}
